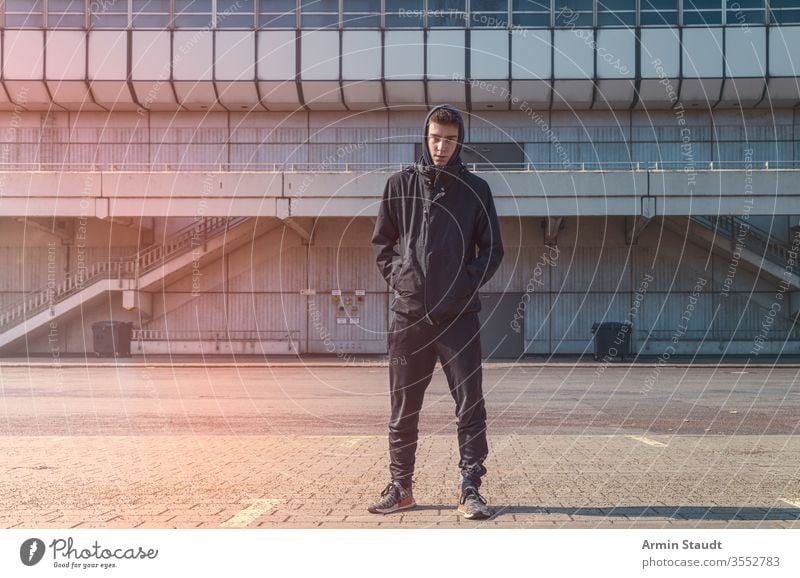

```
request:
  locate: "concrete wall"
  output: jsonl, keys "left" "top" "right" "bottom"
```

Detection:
{"left": 13, "top": 216, "right": 797, "bottom": 357}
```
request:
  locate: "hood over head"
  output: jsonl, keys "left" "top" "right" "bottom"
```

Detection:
{"left": 418, "top": 104, "right": 465, "bottom": 170}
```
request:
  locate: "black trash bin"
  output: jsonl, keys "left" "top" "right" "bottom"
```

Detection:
{"left": 91, "top": 321, "right": 133, "bottom": 357}
{"left": 591, "top": 321, "right": 632, "bottom": 361}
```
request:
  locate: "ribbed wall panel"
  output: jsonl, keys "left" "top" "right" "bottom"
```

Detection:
{"left": 631, "top": 142, "right": 713, "bottom": 164}
{"left": 523, "top": 293, "right": 553, "bottom": 343}
{"left": 309, "top": 246, "right": 385, "bottom": 293}
{"left": 307, "top": 293, "right": 386, "bottom": 346}
{"left": 150, "top": 128, "right": 229, "bottom": 144}
{"left": 550, "top": 292, "right": 630, "bottom": 343}
{"left": 142, "top": 293, "right": 228, "bottom": 332}
{"left": 308, "top": 126, "right": 388, "bottom": 144}
{"left": 633, "top": 244, "right": 712, "bottom": 293}
{"left": 716, "top": 142, "right": 792, "bottom": 162}
{"left": 66, "top": 127, "right": 150, "bottom": 144}
{"left": 554, "top": 247, "right": 633, "bottom": 292}
{"left": 639, "top": 293, "right": 714, "bottom": 336}
{"left": 228, "top": 293, "right": 306, "bottom": 341}
{"left": 229, "top": 144, "right": 308, "bottom": 166}
{"left": 228, "top": 127, "right": 310, "bottom": 144}
{"left": 482, "top": 245, "right": 559, "bottom": 293}
{"left": 228, "top": 244, "right": 307, "bottom": 292}
{"left": 306, "top": 143, "right": 388, "bottom": 168}
{"left": 557, "top": 142, "right": 632, "bottom": 164}
{"left": 151, "top": 144, "right": 228, "bottom": 166}
{"left": 0, "top": 246, "right": 69, "bottom": 291}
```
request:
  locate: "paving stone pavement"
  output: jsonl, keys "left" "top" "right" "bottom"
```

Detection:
{"left": 2, "top": 364, "right": 799, "bottom": 529}
{"left": 2, "top": 434, "right": 800, "bottom": 529}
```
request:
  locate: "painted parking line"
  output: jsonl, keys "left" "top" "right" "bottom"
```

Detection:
{"left": 779, "top": 499, "right": 800, "bottom": 508}
{"left": 627, "top": 435, "right": 668, "bottom": 447}
{"left": 220, "top": 499, "right": 280, "bottom": 528}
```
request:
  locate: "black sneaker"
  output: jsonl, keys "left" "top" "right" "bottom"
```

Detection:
{"left": 367, "top": 481, "right": 416, "bottom": 514}
{"left": 458, "top": 486, "right": 493, "bottom": 520}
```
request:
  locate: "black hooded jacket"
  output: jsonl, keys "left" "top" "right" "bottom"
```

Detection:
{"left": 371, "top": 104, "right": 504, "bottom": 325}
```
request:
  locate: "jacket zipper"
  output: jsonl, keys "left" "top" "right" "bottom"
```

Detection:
{"left": 422, "top": 184, "right": 447, "bottom": 323}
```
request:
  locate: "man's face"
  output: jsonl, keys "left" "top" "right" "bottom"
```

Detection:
{"left": 427, "top": 121, "right": 459, "bottom": 166}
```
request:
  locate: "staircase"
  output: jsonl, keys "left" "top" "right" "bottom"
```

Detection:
{"left": 0, "top": 216, "right": 256, "bottom": 352}
{"left": 676, "top": 216, "right": 800, "bottom": 291}
{"left": 692, "top": 216, "right": 798, "bottom": 274}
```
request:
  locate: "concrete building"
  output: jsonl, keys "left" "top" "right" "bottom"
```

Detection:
{"left": 0, "top": 0, "right": 798, "bottom": 359}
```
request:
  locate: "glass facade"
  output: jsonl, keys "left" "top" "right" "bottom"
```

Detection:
{"left": 260, "top": 0, "right": 297, "bottom": 28}
{"left": 0, "top": 1, "right": 794, "bottom": 29}
{"left": 683, "top": 0, "right": 723, "bottom": 26}
{"left": 598, "top": 0, "right": 636, "bottom": 27}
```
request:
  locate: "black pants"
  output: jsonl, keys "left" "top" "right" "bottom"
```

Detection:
{"left": 388, "top": 311, "right": 488, "bottom": 489}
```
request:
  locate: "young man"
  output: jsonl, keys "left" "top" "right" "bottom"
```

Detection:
{"left": 369, "top": 104, "right": 504, "bottom": 519}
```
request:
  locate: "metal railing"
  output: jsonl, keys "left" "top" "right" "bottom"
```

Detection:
{"left": 691, "top": 215, "right": 799, "bottom": 276}
{"left": 2, "top": 161, "right": 800, "bottom": 172}
{"left": 0, "top": 217, "right": 250, "bottom": 333}
{"left": 133, "top": 330, "right": 299, "bottom": 341}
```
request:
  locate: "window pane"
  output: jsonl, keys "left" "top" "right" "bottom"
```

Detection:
{"left": 301, "top": 14, "right": 339, "bottom": 28}
{"left": 262, "top": 0, "right": 298, "bottom": 11}
{"left": 598, "top": 12, "right": 635, "bottom": 26}
{"left": 472, "top": 0, "right": 508, "bottom": 9}
{"left": 727, "top": 9, "right": 764, "bottom": 24}
{"left": 342, "top": 14, "right": 381, "bottom": 27}
{"left": 6, "top": 0, "right": 44, "bottom": 27}
{"left": 302, "top": 0, "right": 339, "bottom": 11}
{"left": 260, "top": 13, "right": 298, "bottom": 27}
{"left": 683, "top": 11, "right": 722, "bottom": 25}
{"left": 513, "top": 0, "right": 550, "bottom": 9}
{"left": 385, "top": 14, "right": 423, "bottom": 26}
{"left": 429, "top": 13, "right": 467, "bottom": 26}
{"left": 91, "top": 0, "right": 128, "bottom": 27}
{"left": 344, "top": 0, "right": 380, "bottom": 10}
{"left": 640, "top": 11, "right": 678, "bottom": 25}
{"left": 470, "top": 13, "right": 510, "bottom": 27}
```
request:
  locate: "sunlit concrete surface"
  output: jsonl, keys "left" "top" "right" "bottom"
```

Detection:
{"left": 1, "top": 364, "right": 799, "bottom": 529}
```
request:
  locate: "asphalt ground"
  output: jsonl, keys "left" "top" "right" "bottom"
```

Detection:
{"left": 1, "top": 361, "right": 799, "bottom": 529}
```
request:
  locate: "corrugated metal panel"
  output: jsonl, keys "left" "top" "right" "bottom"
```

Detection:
{"left": 306, "top": 143, "right": 388, "bottom": 169}
{"left": 229, "top": 127, "right": 310, "bottom": 144}
{"left": 483, "top": 245, "right": 560, "bottom": 293}
{"left": 228, "top": 243, "right": 306, "bottom": 292}
{"left": 716, "top": 142, "right": 792, "bottom": 162}
{"left": 8, "top": 143, "right": 41, "bottom": 166}
{"left": 522, "top": 292, "right": 552, "bottom": 342}
{"left": 66, "top": 127, "right": 150, "bottom": 144}
{"left": 630, "top": 125, "right": 713, "bottom": 142}
{"left": 151, "top": 144, "right": 228, "bottom": 166}
{"left": 388, "top": 143, "right": 414, "bottom": 165}
{"left": 309, "top": 247, "right": 384, "bottom": 292}
{"left": 631, "top": 142, "right": 712, "bottom": 164}
{"left": 549, "top": 292, "right": 629, "bottom": 343}
{"left": 92, "top": 143, "right": 151, "bottom": 169}
{"left": 228, "top": 293, "right": 306, "bottom": 341}
{"left": 555, "top": 247, "right": 632, "bottom": 292}
{"left": 713, "top": 291, "right": 794, "bottom": 338}
{"left": 0, "top": 246, "right": 69, "bottom": 291}
{"left": 229, "top": 144, "right": 308, "bottom": 167}
{"left": 308, "top": 127, "right": 387, "bottom": 144}
{"left": 557, "top": 142, "right": 632, "bottom": 164}
{"left": 551, "top": 126, "right": 629, "bottom": 143}
{"left": 715, "top": 124, "right": 793, "bottom": 141}
{"left": 639, "top": 293, "right": 713, "bottom": 336}
{"left": 147, "top": 293, "right": 228, "bottom": 331}
{"left": 150, "top": 128, "right": 228, "bottom": 144}
{"left": 633, "top": 244, "right": 712, "bottom": 292}
{"left": 0, "top": 292, "right": 26, "bottom": 310}
{"left": 524, "top": 143, "right": 550, "bottom": 166}
{"left": 307, "top": 293, "right": 386, "bottom": 345}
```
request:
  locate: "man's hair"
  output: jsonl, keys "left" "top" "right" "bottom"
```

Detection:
{"left": 429, "top": 107, "right": 459, "bottom": 127}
